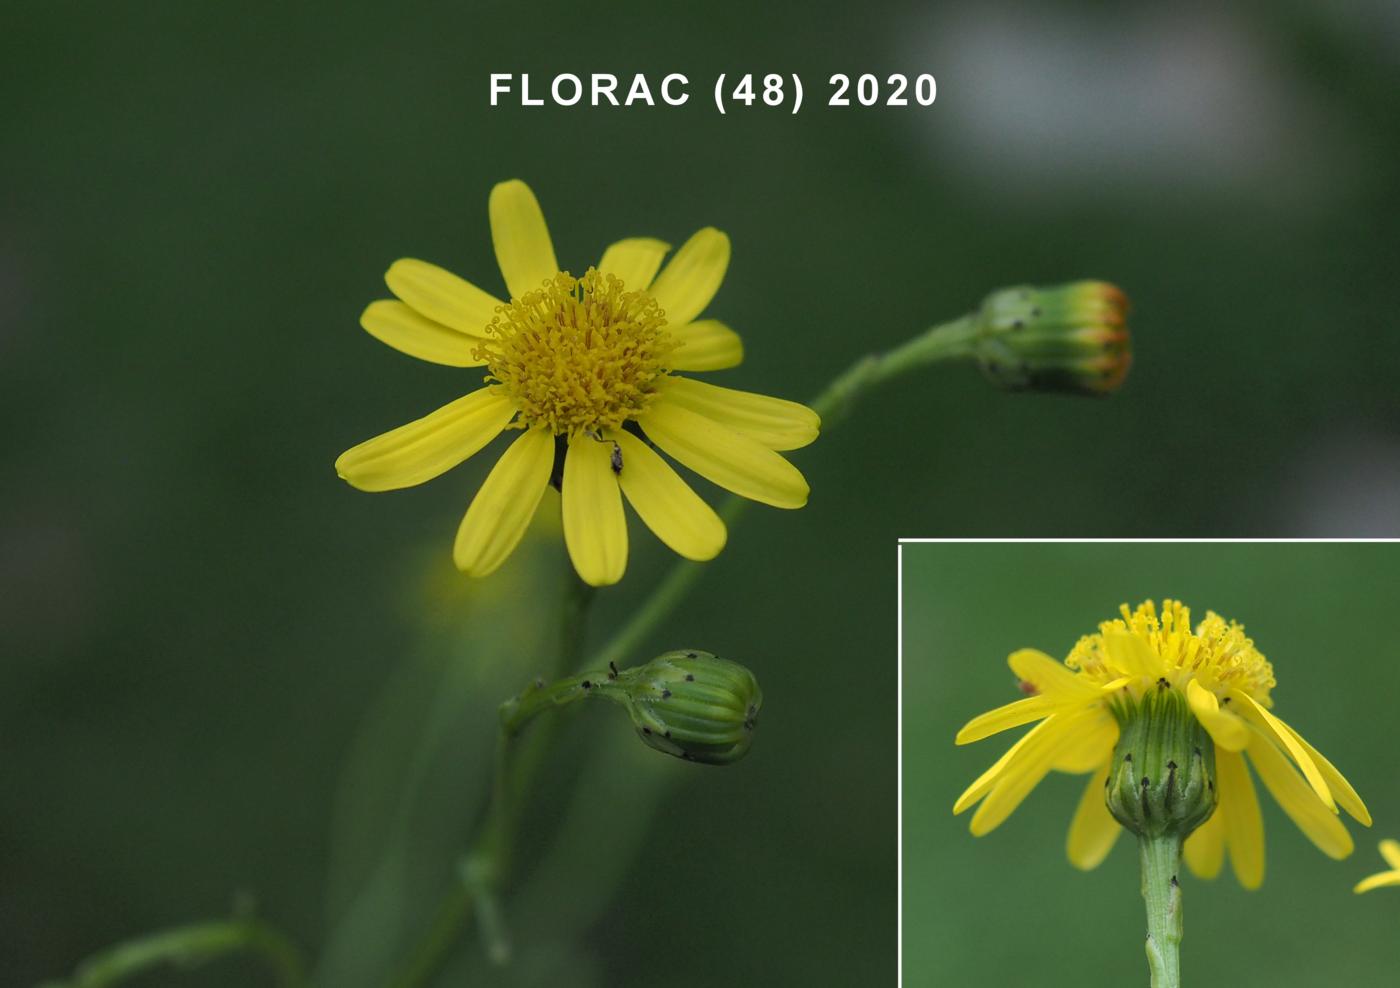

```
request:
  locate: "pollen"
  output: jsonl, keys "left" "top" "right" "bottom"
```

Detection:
{"left": 474, "top": 268, "right": 678, "bottom": 435}
{"left": 1067, "top": 599, "right": 1277, "bottom": 705}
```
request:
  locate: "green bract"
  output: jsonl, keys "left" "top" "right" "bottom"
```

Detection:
{"left": 1107, "top": 684, "right": 1217, "bottom": 841}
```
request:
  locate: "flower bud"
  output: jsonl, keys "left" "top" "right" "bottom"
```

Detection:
{"left": 1106, "top": 682, "right": 1217, "bottom": 840}
{"left": 973, "top": 281, "right": 1131, "bottom": 395}
{"left": 606, "top": 650, "right": 762, "bottom": 765}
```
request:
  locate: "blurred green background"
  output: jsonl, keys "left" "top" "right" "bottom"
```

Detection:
{"left": 3, "top": 0, "right": 1398, "bottom": 985}
{"left": 903, "top": 542, "right": 1400, "bottom": 986}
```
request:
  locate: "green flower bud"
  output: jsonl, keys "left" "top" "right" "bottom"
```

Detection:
{"left": 1106, "top": 682, "right": 1217, "bottom": 840}
{"left": 603, "top": 650, "right": 762, "bottom": 765}
{"left": 973, "top": 281, "right": 1131, "bottom": 395}
{"left": 500, "top": 651, "right": 762, "bottom": 766}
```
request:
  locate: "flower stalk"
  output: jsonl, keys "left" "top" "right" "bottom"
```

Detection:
{"left": 388, "top": 569, "right": 595, "bottom": 986}
{"left": 1139, "top": 834, "right": 1184, "bottom": 988}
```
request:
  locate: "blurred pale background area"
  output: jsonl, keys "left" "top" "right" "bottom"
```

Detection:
{"left": 903, "top": 542, "right": 1400, "bottom": 985}
{"left": 3, "top": 1, "right": 1398, "bottom": 985}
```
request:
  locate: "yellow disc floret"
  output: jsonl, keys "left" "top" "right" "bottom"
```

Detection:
{"left": 475, "top": 268, "right": 678, "bottom": 436}
{"left": 1066, "top": 599, "right": 1276, "bottom": 705}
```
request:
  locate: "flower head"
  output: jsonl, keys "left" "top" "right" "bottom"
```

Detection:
{"left": 973, "top": 281, "right": 1131, "bottom": 395}
{"left": 954, "top": 600, "right": 1370, "bottom": 887}
{"left": 336, "top": 180, "right": 818, "bottom": 586}
{"left": 1354, "top": 839, "right": 1400, "bottom": 894}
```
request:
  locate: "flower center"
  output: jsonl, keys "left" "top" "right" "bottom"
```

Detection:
{"left": 1067, "top": 600, "right": 1276, "bottom": 705}
{"left": 475, "top": 268, "right": 677, "bottom": 435}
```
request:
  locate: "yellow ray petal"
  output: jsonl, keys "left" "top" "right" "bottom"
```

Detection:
{"left": 1277, "top": 717, "right": 1371, "bottom": 825}
{"left": 561, "top": 434, "right": 628, "bottom": 587}
{"left": 335, "top": 387, "right": 515, "bottom": 492}
{"left": 1008, "top": 648, "right": 1101, "bottom": 700}
{"left": 955, "top": 695, "right": 1056, "bottom": 745}
{"left": 609, "top": 430, "right": 725, "bottom": 562}
{"left": 598, "top": 237, "right": 670, "bottom": 291}
{"left": 1051, "top": 712, "right": 1116, "bottom": 773}
{"left": 647, "top": 227, "right": 729, "bottom": 326}
{"left": 1183, "top": 803, "right": 1226, "bottom": 880}
{"left": 1217, "top": 749, "right": 1265, "bottom": 889}
{"left": 1354, "top": 870, "right": 1400, "bottom": 894}
{"left": 1246, "top": 729, "right": 1353, "bottom": 860}
{"left": 658, "top": 377, "right": 818, "bottom": 451}
{"left": 971, "top": 709, "right": 1093, "bottom": 836}
{"left": 1381, "top": 839, "right": 1400, "bottom": 871}
{"left": 453, "top": 427, "right": 554, "bottom": 578}
{"left": 1230, "top": 690, "right": 1334, "bottom": 812}
{"left": 639, "top": 401, "right": 808, "bottom": 509}
{"left": 954, "top": 720, "right": 1047, "bottom": 815}
{"left": 668, "top": 319, "right": 744, "bottom": 371}
{"left": 384, "top": 259, "right": 501, "bottom": 337}
{"left": 1067, "top": 761, "right": 1121, "bottom": 870}
{"left": 489, "top": 179, "right": 559, "bottom": 299}
{"left": 360, "top": 300, "right": 488, "bottom": 367}
{"left": 1186, "top": 679, "right": 1249, "bottom": 752}
{"left": 1103, "top": 631, "right": 1163, "bottom": 679}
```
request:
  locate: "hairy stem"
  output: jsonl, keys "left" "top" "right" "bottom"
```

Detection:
{"left": 1140, "top": 834, "right": 1184, "bottom": 988}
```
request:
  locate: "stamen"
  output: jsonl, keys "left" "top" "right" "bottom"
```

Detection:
{"left": 474, "top": 268, "right": 678, "bottom": 435}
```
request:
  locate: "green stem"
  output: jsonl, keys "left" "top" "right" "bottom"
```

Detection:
{"left": 41, "top": 918, "right": 306, "bottom": 988}
{"left": 387, "top": 569, "right": 595, "bottom": 988}
{"left": 382, "top": 313, "right": 980, "bottom": 987}
{"left": 1139, "top": 834, "right": 1184, "bottom": 988}
{"left": 806, "top": 315, "right": 978, "bottom": 427}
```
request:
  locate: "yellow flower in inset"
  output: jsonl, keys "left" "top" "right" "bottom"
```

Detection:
{"left": 953, "top": 600, "right": 1370, "bottom": 887}
{"left": 1355, "top": 840, "right": 1400, "bottom": 894}
{"left": 336, "top": 180, "right": 818, "bottom": 586}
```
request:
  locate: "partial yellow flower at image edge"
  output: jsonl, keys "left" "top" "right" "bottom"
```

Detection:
{"left": 953, "top": 600, "right": 1370, "bottom": 888}
{"left": 1355, "top": 839, "right": 1400, "bottom": 894}
{"left": 334, "top": 180, "right": 818, "bottom": 587}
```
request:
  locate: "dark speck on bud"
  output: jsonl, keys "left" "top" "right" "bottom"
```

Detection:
{"left": 973, "top": 281, "right": 1131, "bottom": 396}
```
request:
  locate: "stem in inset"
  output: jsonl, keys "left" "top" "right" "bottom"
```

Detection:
{"left": 1139, "top": 834, "right": 1184, "bottom": 988}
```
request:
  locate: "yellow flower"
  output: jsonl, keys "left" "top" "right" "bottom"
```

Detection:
{"left": 336, "top": 180, "right": 818, "bottom": 586}
{"left": 1355, "top": 840, "right": 1400, "bottom": 894}
{"left": 954, "top": 600, "right": 1370, "bottom": 887}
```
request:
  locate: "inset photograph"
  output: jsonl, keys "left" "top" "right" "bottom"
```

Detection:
{"left": 901, "top": 541, "right": 1399, "bottom": 986}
